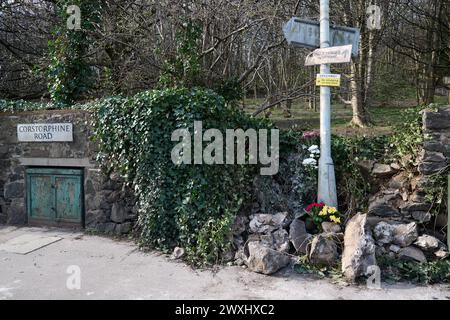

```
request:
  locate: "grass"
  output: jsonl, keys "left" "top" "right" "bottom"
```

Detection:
{"left": 243, "top": 97, "right": 422, "bottom": 137}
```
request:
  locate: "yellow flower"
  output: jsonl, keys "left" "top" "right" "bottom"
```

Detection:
{"left": 328, "top": 207, "right": 337, "bottom": 214}
{"left": 329, "top": 215, "right": 341, "bottom": 224}
{"left": 319, "top": 206, "right": 328, "bottom": 216}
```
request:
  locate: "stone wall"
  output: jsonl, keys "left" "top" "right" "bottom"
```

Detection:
{"left": 366, "top": 106, "right": 450, "bottom": 224}
{"left": 420, "top": 106, "right": 450, "bottom": 175}
{"left": 229, "top": 107, "right": 450, "bottom": 278}
{"left": 419, "top": 106, "right": 450, "bottom": 229}
{"left": 0, "top": 110, "right": 136, "bottom": 234}
{"left": 361, "top": 106, "right": 450, "bottom": 267}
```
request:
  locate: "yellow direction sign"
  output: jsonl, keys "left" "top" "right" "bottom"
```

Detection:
{"left": 316, "top": 74, "right": 341, "bottom": 87}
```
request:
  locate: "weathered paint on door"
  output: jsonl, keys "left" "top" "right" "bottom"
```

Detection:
{"left": 55, "top": 175, "right": 82, "bottom": 222}
{"left": 29, "top": 174, "right": 54, "bottom": 221}
{"left": 26, "top": 168, "right": 83, "bottom": 227}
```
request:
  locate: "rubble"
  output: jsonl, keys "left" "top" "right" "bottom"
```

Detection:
{"left": 373, "top": 222, "right": 395, "bottom": 244}
{"left": 171, "top": 247, "right": 185, "bottom": 260}
{"left": 245, "top": 241, "right": 291, "bottom": 275}
{"left": 249, "top": 212, "right": 289, "bottom": 234}
{"left": 321, "top": 222, "right": 341, "bottom": 234}
{"left": 309, "top": 234, "right": 339, "bottom": 267}
{"left": 392, "top": 222, "right": 418, "bottom": 247}
{"left": 398, "top": 246, "right": 427, "bottom": 263}
{"left": 372, "top": 163, "right": 398, "bottom": 178}
{"left": 289, "top": 218, "right": 311, "bottom": 254}
{"left": 414, "top": 235, "right": 441, "bottom": 251}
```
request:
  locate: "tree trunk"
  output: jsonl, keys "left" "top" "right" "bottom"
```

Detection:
{"left": 350, "top": 62, "right": 369, "bottom": 127}
{"left": 284, "top": 98, "right": 292, "bottom": 118}
{"left": 364, "top": 31, "right": 375, "bottom": 107}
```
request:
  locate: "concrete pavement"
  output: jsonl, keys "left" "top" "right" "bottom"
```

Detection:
{"left": 0, "top": 226, "right": 449, "bottom": 300}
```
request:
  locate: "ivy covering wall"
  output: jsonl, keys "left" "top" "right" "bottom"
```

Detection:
{"left": 47, "top": 0, "right": 101, "bottom": 105}
{"left": 91, "top": 87, "right": 274, "bottom": 265}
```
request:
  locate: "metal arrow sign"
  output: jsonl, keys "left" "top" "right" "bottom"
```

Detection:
{"left": 283, "top": 17, "right": 360, "bottom": 56}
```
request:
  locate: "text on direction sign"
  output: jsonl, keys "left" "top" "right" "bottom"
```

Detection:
{"left": 17, "top": 123, "right": 73, "bottom": 142}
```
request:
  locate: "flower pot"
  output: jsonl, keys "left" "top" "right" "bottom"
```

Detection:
{"left": 305, "top": 218, "right": 318, "bottom": 234}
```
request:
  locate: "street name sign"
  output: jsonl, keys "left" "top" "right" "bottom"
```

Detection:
{"left": 283, "top": 18, "right": 360, "bottom": 56}
{"left": 17, "top": 123, "right": 73, "bottom": 142}
{"left": 305, "top": 45, "right": 352, "bottom": 66}
{"left": 316, "top": 74, "right": 341, "bottom": 87}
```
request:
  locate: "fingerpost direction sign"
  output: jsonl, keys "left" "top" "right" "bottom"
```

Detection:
{"left": 283, "top": 18, "right": 360, "bottom": 56}
{"left": 305, "top": 45, "right": 353, "bottom": 66}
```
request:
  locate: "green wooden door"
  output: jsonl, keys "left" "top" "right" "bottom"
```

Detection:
{"left": 28, "top": 174, "right": 54, "bottom": 221}
{"left": 27, "top": 168, "right": 83, "bottom": 227}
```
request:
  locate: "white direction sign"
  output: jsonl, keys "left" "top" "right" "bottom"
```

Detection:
{"left": 305, "top": 45, "right": 352, "bottom": 66}
{"left": 17, "top": 123, "right": 73, "bottom": 142}
{"left": 283, "top": 18, "right": 360, "bottom": 56}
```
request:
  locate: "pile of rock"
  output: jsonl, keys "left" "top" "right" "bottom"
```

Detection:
{"left": 361, "top": 160, "right": 435, "bottom": 224}
{"left": 232, "top": 212, "right": 344, "bottom": 275}
{"left": 371, "top": 220, "right": 449, "bottom": 263}
{"left": 233, "top": 212, "right": 293, "bottom": 275}
{"left": 356, "top": 150, "right": 448, "bottom": 278}
{"left": 364, "top": 138, "right": 448, "bottom": 228}
{"left": 340, "top": 213, "right": 449, "bottom": 282}
{"left": 231, "top": 210, "right": 449, "bottom": 281}
{"left": 230, "top": 107, "right": 450, "bottom": 280}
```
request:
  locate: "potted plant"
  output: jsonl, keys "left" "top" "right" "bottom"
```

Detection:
{"left": 305, "top": 202, "right": 342, "bottom": 233}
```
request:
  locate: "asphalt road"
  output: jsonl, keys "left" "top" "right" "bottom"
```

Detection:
{"left": 0, "top": 226, "right": 449, "bottom": 300}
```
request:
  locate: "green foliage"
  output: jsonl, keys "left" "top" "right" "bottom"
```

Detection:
{"left": 0, "top": 100, "right": 52, "bottom": 112}
{"left": 335, "top": 135, "right": 388, "bottom": 163}
{"left": 372, "top": 68, "right": 417, "bottom": 103}
{"left": 212, "top": 77, "right": 244, "bottom": 105}
{"left": 295, "top": 255, "right": 344, "bottom": 281}
{"left": 279, "top": 130, "right": 304, "bottom": 154}
{"left": 47, "top": 0, "right": 100, "bottom": 106}
{"left": 307, "top": 204, "right": 342, "bottom": 228}
{"left": 158, "top": 22, "right": 202, "bottom": 88}
{"left": 157, "top": 22, "right": 244, "bottom": 105}
{"left": 283, "top": 133, "right": 319, "bottom": 208}
{"left": 281, "top": 132, "right": 384, "bottom": 215}
{"left": 423, "top": 167, "right": 449, "bottom": 217}
{"left": 295, "top": 255, "right": 328, "bottom": 278}
{"left": 378, "top": 255, "right": 450, "bottom": 284}
{"left": 383, "top": 104, "right": 448, "bottom": 217}
{"left": 331, "top": 135, "right": 383, "bottom": 213}
{"left": 188, "top": 211, "right": 236, "bottom": 265}
{"left": 91, "top": 87, "right": 270, "bottom": 265}
{"left": 0, "top": 99, "right": 93, "bottom": 113}
{"left": 385, "top": 107, "right": 424, "bottom": 168}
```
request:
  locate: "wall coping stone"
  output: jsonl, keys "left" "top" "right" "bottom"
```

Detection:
{"left": 0, "top": 109, "right": 92, "bottom": 118}
{"left": 18, "top": 157, "right": 95, "bottom": 168}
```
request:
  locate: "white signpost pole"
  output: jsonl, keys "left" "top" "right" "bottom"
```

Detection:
{"left": 318, "top": 0, "right": 338, "bottom": 207}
